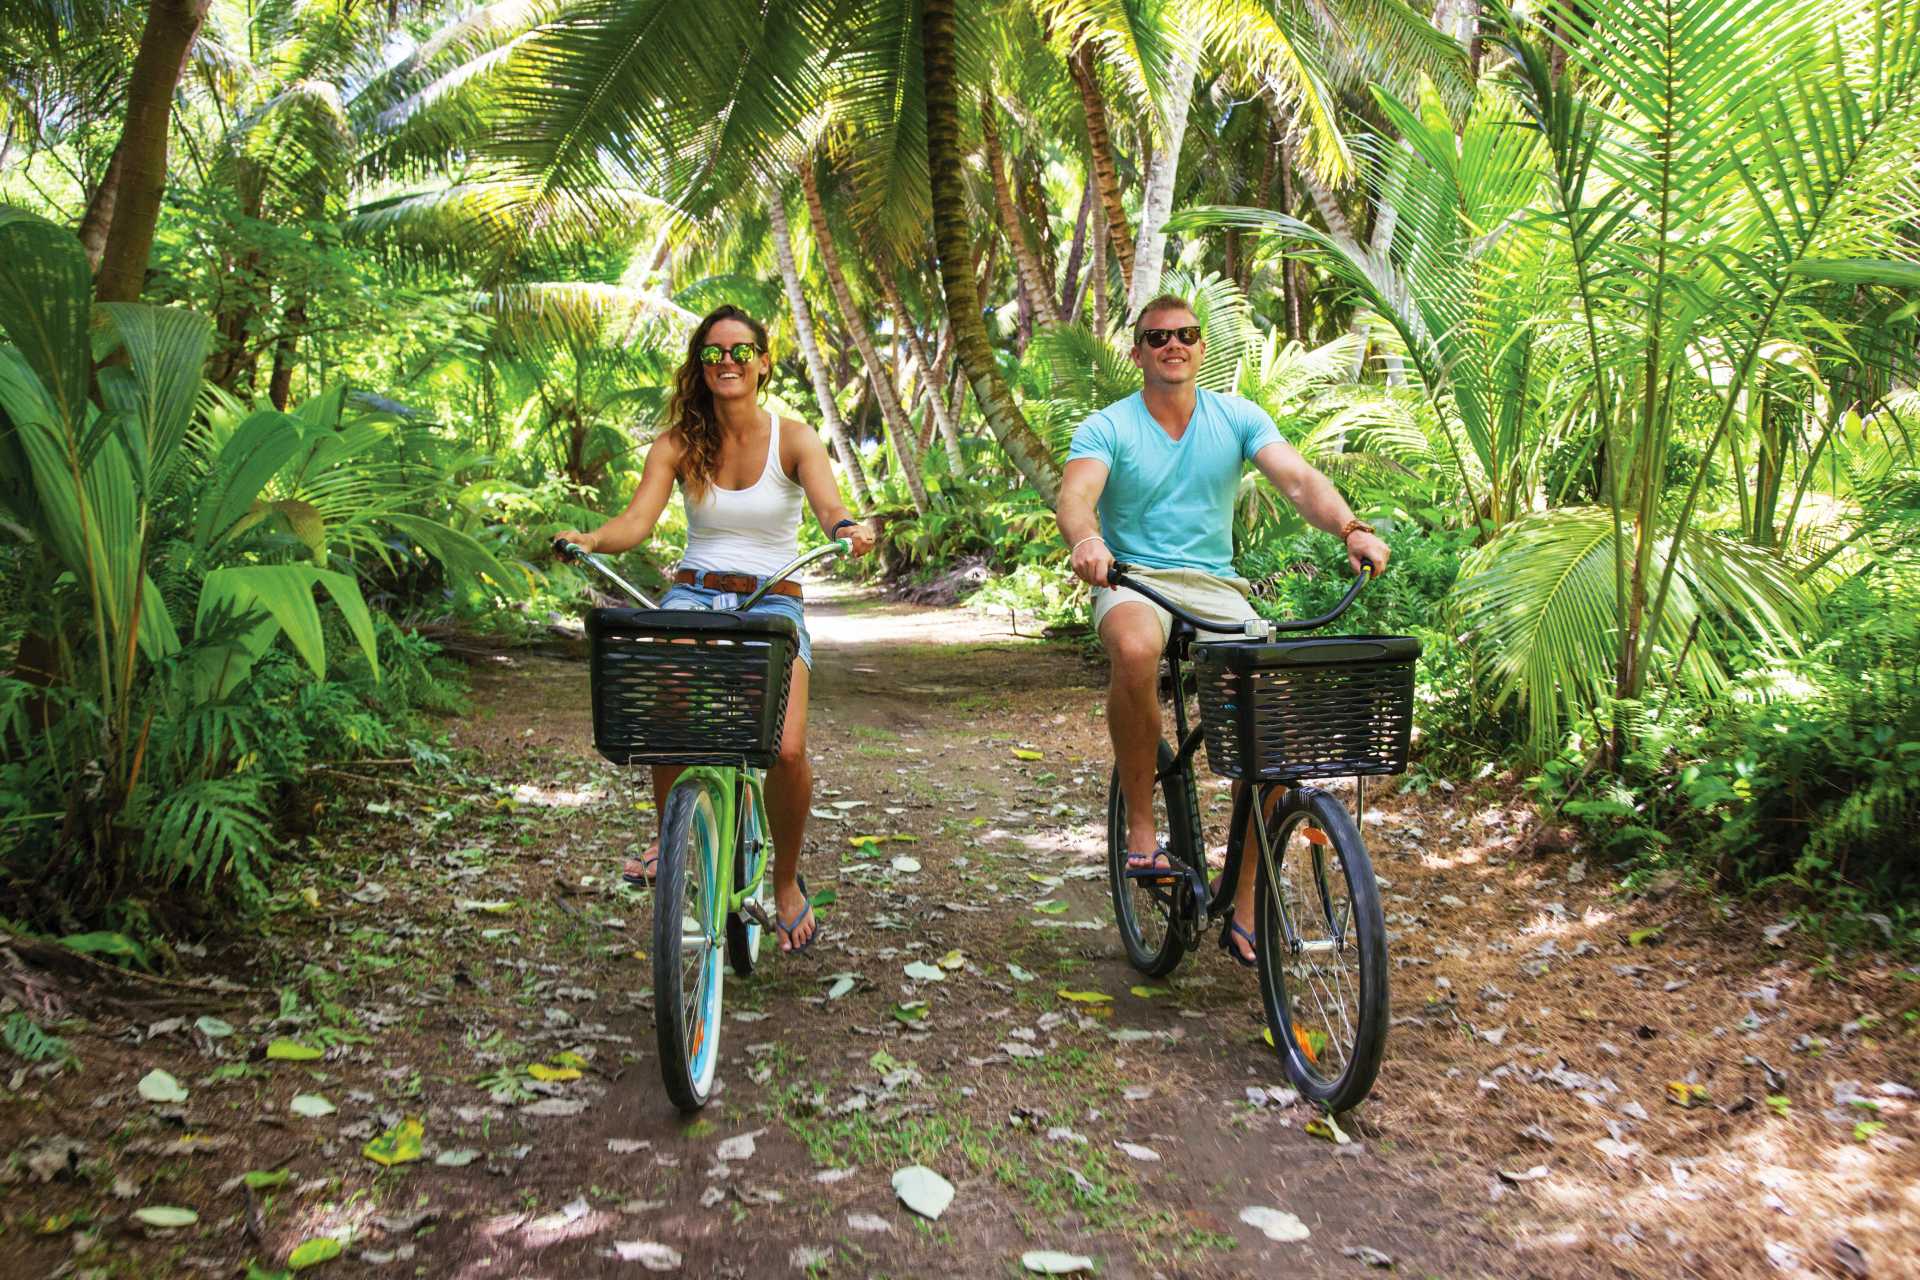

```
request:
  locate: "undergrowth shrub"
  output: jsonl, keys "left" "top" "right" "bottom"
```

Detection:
{"left": 1535, "top": 554, "right": 1920, "bottom": 949}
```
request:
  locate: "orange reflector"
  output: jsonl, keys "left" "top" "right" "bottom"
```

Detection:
{"left": 1301, "top": 827, "right": 1329, "bottom": 845}
{"left": 1293, "top": 1024, "right": 1320, "bottom": 1064}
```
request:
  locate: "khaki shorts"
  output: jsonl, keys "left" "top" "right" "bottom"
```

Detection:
{"left": 1092, "top": 566, "right": 1259, "bottom": 648}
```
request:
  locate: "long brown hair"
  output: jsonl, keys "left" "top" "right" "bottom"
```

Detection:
{"left": 667, "top": 305, "right": 770, "bottom": 501}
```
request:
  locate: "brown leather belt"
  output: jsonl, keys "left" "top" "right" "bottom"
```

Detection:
{"left": 673, "top": 568, "right": 802, "bottom": 600}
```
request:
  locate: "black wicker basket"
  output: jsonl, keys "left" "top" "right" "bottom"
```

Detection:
{"left": 586, "top": 608, "right": 797, "bottom": 768}
{"left": 1193, "top": 635, "right": 1420, "bottom": 783}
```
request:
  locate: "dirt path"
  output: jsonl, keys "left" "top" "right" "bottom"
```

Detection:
{"left": 3, "top": 586, "right": 1914, "bottom": 1278}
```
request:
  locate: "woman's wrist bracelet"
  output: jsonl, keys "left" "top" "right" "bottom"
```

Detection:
{"left": 1070, "top": 534, "right": 1106, "bottom": 556}
{"left": 831, "top": 518, "right": 858, "bottom": 537}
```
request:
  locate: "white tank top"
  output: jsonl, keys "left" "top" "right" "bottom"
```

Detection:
{"left": 679, "top": 417, "right": 805, "bottom": 579}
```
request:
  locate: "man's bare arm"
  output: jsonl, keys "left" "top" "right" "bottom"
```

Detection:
{"left": 1250, "top": 441, "right": 1390, "bottom": 574}
{"left": 1057, "top": 457, "right": 1115, "bottom": 586}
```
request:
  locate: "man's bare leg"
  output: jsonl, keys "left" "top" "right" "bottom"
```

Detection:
{"left": 1100, "top": 603, "right": 1170, "bottom": 867}
{"left": 1226, "top": 780, "right": 1285, "bottom": 961}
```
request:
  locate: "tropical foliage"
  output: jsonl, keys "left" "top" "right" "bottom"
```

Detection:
{"left": 3, "top": 0, "right": 1917, "bottom": 939}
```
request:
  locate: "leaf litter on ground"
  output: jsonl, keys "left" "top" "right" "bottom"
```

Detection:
{"left": 892, "top": 1164, "right": 955, "bottom": 1220}
{"left": 137, "top": 1069, "right": 188, "bottom": 1104}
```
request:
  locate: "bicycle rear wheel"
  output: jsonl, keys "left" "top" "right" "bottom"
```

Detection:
{"left": 1254, "top": 787, "right": 1388, "bottom": 1113}
{"left": 654, "top": 780, "right": 726, "bottom": 1111}
{"left": 1107, "top": 740, "right": 1199, "bottom": 978}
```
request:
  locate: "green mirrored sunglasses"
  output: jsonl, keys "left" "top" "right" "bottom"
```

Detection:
{"left": 699, "top": 342, "right": 764, "bottom": 365}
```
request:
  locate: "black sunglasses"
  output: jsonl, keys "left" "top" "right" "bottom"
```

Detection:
{"left": 699, "top": 342, "right": 765, "bottom": 365}
{"left": 1139, "top": 325, "right": 1202, "bottom": 349}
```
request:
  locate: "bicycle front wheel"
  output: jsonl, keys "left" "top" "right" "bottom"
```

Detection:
{"left": 654, "top": 780, "right": 727, "bottom": 1111}
{"left": 1107, "top": 740, "right": 1198, "bottom": 978}
{"left": 1254, "top": 787, "right": 1388, "bottom": 1113}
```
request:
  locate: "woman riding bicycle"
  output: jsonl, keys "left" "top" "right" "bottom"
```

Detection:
{"left": 555, "top": 304, "right": 876, "bottom": 952}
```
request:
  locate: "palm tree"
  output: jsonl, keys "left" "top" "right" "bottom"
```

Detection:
{"left": 1184, "top": 0, "right": 1920, "bottom": 755}
{"left": 92, "top": 0, "right": 212, "bottom": 301}
{"left": 799, "top": 157, "right": 933, "bottom": 514}
{"left": 924, "top": 0, "right": 1063, "bottom": 501}
{"left": 766, "top": 186, "right": 875, "bottom": 506}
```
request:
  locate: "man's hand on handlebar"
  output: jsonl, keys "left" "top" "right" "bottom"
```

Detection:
{"left": 1346, "top": 529, "right": 1390, "bottom": 577}
{"left": 553, "top": 530, "right": 597, "bottom": 558}
{"left": 1070, "top": 534, "right": 1114, "bottom": 589}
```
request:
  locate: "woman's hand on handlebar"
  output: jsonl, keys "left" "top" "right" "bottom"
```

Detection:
{"left": 553, "top": 530, "right": 597, "bottom": 557}
{"left": 842, "top": 519, "right": 878, "bottom": 557}
{"left": 1346, "top": 529, "right": 1390, "bottom": 578}
{"left": 1069, "top": 534, "right": 1114, "bottom": 589}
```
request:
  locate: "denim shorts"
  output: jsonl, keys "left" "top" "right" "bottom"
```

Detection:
{"left": 659, "top": 580, "right": 813, "bottom": 670}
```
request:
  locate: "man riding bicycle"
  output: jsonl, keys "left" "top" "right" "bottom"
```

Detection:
{"left": 1055, "top": 294, "right": 1392, "bottom": 965}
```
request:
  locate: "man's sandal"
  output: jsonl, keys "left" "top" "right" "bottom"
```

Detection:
{"left": 1218, "top": 918, "right": 1257, "bottom": 969}
{"left": 1123, "top": 844, "right": 1178, "bottom": 886}
{"left": 773, "top": 874, "right": 820, "bottom": 954}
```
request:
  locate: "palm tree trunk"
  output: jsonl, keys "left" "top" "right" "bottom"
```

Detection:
{"left": 799, "top": 160, "right": 931, "bottom": 515}
{"left": 1017, "top": 154, "right": 1059, "bottom": 290}
{"left": 77, "top": 142, "right": 124, "bottom": 271}
{"left": 95, "top": 0, "right": 212, "bottom": 303}
{"left": 1090, "top": 189, "right": 1109, "bottom": 336}
{"left": 1068, "top": 42, "right": 1134, "bottom": 285}
{"left": 880, "top": 273, "right": 964, "bottom": 474}
{"left": 981, "top": 99, "right": 1060, "bottom": 328}
{"left": 1060, "top": 175, "right": 1093, "bottom": 322}
{"left": 1277, "top": 125, "right": 1304, "bottom": 340}
{"left": 1128, "top": 53, "right": 1197, "bottom": 317}
{"left": 766, "top": 190, "right": 873, "bottom": 508}
{"left": 924, "top": 0, "right": 1062, "bottom": 504}
{"left": 268, "top": 295, "right": 305, "bottom": 410}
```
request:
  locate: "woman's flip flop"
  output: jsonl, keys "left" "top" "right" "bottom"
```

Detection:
{"left": 774, "top": 874, "right": 820, "bottom": 954}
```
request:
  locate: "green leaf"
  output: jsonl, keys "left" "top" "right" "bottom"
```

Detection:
{"left": 1789, "top": 258, "right": 1920, "bottom": 289}
{"left": 243, "top": 1169, "right": 292, "bottom": 1190}
{"left": 194, "top": 410, "right": 307, "bottom": 550}
{"left": 287, "top": 1237, "right": 344, "bottom": 1270}
{"left": 133, "top": 1205, "right": 199, "bottom": 1228}
{"left": 362, "top": 1116, "right": 424, "bottom": 1166}
{"left": 266, "top": 1039, "right": 324, "bottom": 1062}
{"left": 60, "top": 931, "right": 151, "bottom": 968}
{"left": 0, "top": 209, "right": 92, "bottom": 438}
{"left": 195, "top": 565, "right": 380, "bottom": 683}
{"left": 96, "top": 303, "right": 212, "bottom": 482}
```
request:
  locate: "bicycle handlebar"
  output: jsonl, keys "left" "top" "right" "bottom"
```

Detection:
{"left": 553, "top": 537, "right": 852, "bottom": 612}
{"left": 1107, "top": 560, "right": 1374, "bottom": 638}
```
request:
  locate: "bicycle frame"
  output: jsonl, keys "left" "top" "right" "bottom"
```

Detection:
{"left": 1114, "top": 562, "right": 1374, "bottom": 946}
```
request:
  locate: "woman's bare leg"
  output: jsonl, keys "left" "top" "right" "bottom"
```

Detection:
{"left": 764, "top": 659, "right": 814, "bottom": 948}
{"left": 622, "top": 764, "right": 683, "bottom": 880}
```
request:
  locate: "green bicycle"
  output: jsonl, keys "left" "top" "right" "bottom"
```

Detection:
{"left": 556, "top": 537, "right": 847, "bottom": 1111}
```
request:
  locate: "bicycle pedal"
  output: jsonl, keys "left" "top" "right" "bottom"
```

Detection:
{"left": 741, "top": 901, "right": 776, "bottom": 930}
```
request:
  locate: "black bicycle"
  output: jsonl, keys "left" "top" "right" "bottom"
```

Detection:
{"left": 1103, "top": 562, "right": 1419, "bottom": 1112}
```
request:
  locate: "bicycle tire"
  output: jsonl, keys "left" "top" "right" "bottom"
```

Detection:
{"left": 1107, "top": 739, "right": 1200, "bottom": 978}
{"left": 1254, "top": 787, "right": 1388, "bottom": 1113}
{"left": 725, "top": 795, "right": 766, "bottom": 977}
{"left": 654, "top": 780, "right": 726, "bottom": 1111}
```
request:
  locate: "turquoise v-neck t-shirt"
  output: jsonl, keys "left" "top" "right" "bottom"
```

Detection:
{"left": 1067, "top": 388, "right": 1283, "bottom": 578}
